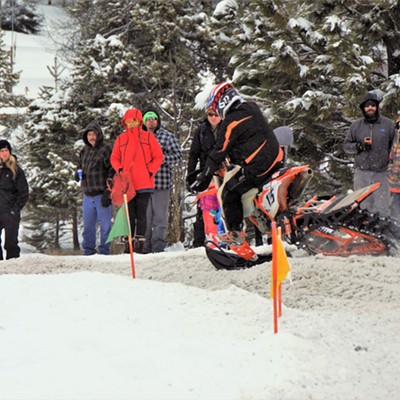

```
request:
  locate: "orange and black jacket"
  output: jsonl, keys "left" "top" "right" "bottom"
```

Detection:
{"left": 204, "top": 101, "right": 282, "bottom": 185}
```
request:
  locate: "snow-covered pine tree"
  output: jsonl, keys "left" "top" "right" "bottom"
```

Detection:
{"left": 211, "top": 0, "right": 400, "bottom": 192}
{"left": 0, "top": 0, "right": 43, "bottom": 34}
{"left": 22, "top": 90, "right": 82, "bottom": 252}
{"left": 0, "top": 29, "right": 21, "bottom": 106}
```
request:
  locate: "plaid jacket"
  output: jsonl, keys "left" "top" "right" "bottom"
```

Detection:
{"left": 153, "top": 127, "right": 182, "bottom": 189}
{"left": 78, "top": 121, "right": 114, "bottom": 196}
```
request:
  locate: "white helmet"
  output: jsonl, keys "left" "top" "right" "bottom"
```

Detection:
{"left": 206, "top": 82, "right": 243, "bottom": 119}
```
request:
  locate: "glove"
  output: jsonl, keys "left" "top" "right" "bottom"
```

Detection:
{"left": 356, "top": 141, "right": 367, "bottom": 153}
{"left": 101, "top": 189, "right": 112, "bottom": 207}
{"left": 186, "top": 169, "right": 203, "bottom": 193}
{"left": 190, "top": 172, "right": 213, "bottom": 193}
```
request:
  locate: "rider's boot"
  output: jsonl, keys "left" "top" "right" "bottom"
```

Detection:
{"left": 216, "top": 230, "right": 246, "bottom": 246}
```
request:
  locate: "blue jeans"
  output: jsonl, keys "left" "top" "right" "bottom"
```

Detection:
{"left": 82, "top": 195, "right": 113, "bottom": 255}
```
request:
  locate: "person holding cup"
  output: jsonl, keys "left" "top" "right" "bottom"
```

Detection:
{"left": 343, "top": 91, "right": 396, "bottom": 216}
{"left": 75, "top": 120, "right": 114, "bottom": 255}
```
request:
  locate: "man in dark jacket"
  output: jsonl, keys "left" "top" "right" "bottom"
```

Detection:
{"left": 192, "top": 82, "right": 283, "bottom": 246}
{"left": 0, "top": 140, "right": 29, "bottom": 260}
{"left": 343, "top": 92, "right": 396, "bottom": 217}
{"left": 75, "top": 121, "right": 114, "bottom": 255}
{"left": 187, "top": 109, "right": 220, "bottom": 247}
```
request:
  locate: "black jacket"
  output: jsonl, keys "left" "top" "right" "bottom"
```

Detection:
{"left": 0, "top": 163, "right": 29, "bottom": 214}
{"left": 78, "top": 121, "right": 114, "bottom": 196}
{"left": 203, "top": 102, "right": 280, "bottom": 185}
{"left": 187, "top": 118, "right": 218, "bottom": 175}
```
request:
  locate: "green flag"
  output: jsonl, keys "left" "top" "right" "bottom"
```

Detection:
{"left": 106, "top": 206, "right": 130, "bottom": 243}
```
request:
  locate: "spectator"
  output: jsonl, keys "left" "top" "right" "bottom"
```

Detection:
{"left": 110, "top": 108, "right": 164, "bottom": 254}
{"left": 343, "top": 92, "right": 396, "bottom": 217}
{"left": 0, "top": 140, "right": 29, "bottom": 260}
{"left": 141, "top": 109, "right": 182, "bottom": 254}
{"left": 75, "top": 121, "right": 114, "bottom": 255}
{"left": 389, "top": 117, "right": 400, "bottom": 219}
{"left": 187, "top": 108, "right": 221, "bottom": 247}
{"left": 191, "top": 82, "right": 283, "bottom": 246}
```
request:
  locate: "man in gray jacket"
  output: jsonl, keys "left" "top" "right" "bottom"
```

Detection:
{"left": 343, "top": 92, "right": 396, "bottom": 216}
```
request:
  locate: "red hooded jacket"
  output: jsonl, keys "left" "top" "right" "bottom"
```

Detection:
{"left": 110, "top": 108, "right": 164, "bottom": 191}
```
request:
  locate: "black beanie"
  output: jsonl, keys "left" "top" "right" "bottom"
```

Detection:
{"left": 0, "top": 140, "right": 12, "bottom": 153}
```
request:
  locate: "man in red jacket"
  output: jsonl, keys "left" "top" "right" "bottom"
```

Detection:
{"left": 111, "top": 108, "right": 164, "bottom": 253}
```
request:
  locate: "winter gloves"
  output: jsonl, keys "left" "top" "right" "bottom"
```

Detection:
{"left": 101, "top": 189, "right": 112, "bottom": 208}
{"left": 190, "top": 170, "right": 213, "bottom": 193}
{"left": 356, "top": 138, "right": 372, "bottom": 153}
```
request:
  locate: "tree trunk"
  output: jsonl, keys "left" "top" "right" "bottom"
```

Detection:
{"left": 72, "top": 208, "right": 80, "bottom": 251}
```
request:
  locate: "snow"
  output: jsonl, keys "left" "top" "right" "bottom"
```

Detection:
{"left": 3, "top": 1, "right": 69, "bottom": 98}
{"left": 0, "top": 249, "right": 399, "bottom": 400}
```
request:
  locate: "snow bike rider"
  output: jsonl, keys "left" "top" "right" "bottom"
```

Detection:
{"left": 191, "top": 82, "right": 283, "bottom": 245}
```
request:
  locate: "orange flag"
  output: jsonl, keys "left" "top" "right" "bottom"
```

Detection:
{"left": 270, "top": 233, "right": 291, "bottom": 297}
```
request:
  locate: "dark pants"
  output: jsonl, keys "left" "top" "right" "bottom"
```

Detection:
{"left": 221, "top": 165, "right": 282, "bottom": 232}
{"left": 128, "top": 193, "right": 151, "bottom": 237}
{"left": 221, "top": 172, "right": 255, "bottom": 231}
{"left": 0, "top": 210, "right": 21, "bottom": 260}
{"left": 193, "top": 205, "right": 205, "bottom": 247}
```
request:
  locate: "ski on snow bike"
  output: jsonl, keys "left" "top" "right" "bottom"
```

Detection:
{"left": 201, "top": 163, "right": 400, "bottom": 270}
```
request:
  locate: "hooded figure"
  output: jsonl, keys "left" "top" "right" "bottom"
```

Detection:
{"left": 76, "top": 120, "right": 114, "bottom": 256}
{"left": 111, "top": 108, "right": 164, "bottom": 191}
{"left": 110, "top": 108, "right": 164, "bottom": 253}
{"left": 343, "top": 91, "right": 396, "bottom": 217}
{"left": 359, "top": 92, "right": 380, "bottom": 123}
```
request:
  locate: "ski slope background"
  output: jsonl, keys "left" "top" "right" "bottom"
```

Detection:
{"left": 3, "top": 0, "right": 69, "bottom": 98}
{"left": 1, "top": 2, "right": 400, "bottom": 400}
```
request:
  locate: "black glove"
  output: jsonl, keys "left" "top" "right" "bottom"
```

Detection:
{"left": 356, "top": 141, "right": 367, "bottom": 153}
{"left": 191, "top": 172, "right": 213, "bottom": 193}
{"left": 101, "top": 189, "right": 112, "bottom": 207}
{"left": 186, "top": 169, "right": 203, "bottom": 193}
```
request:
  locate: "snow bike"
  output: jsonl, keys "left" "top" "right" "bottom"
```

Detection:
{"left": 203, "top": 163, "right": 400, "bottom": 270}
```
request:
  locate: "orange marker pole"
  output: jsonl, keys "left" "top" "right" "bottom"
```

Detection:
{"left": 272, "top": 221, "right": 278, "bottom": 334}
{"left": 277, "top": 227, "right": 283, "bottom": 317}
{"left": 123, "top": 194, "right": 135, "bottom": 279}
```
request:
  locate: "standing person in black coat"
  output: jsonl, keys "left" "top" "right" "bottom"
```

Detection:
{"left": 75, "top": 121, "right": 114, "bottom": 255}
{"left": 191, "top": 82, "right": 283, "bottom": 246}
{"left": 0, "top": 140, "right": 29, "bottom": 260}
{"left": 187, "top": 109, "right": 221, "bottom": 247}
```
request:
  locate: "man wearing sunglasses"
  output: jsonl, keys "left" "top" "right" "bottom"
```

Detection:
{"left": 191, "top": 82, "right": 283, "bottom": 246}
{"left": 187, "top": 108, "right": 222, "bottom": 247}
{"left": 343, "top": 92, "right": 396, "bottom": 217}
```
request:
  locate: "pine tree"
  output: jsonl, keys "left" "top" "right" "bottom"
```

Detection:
{"left": 0, "top": 29, "right": 21, "bottom": 106}
{"left": 22, "top": 91, "right": 82, "bottom": 251}
{"left": 211, "top": 0, "right": 400, "bottom": 192}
